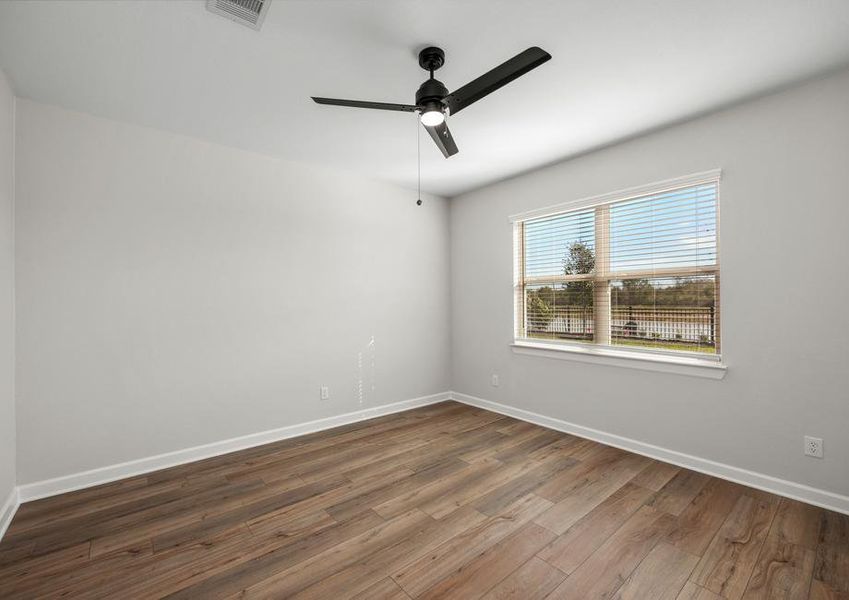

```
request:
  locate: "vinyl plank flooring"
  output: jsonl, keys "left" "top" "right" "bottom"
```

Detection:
{"left": 631, "top": 460, "right": 682, "bottom": 491}
{"left": 91, "top": 474, "right": 307, "bottom": 557}
{"left": 29, "top": 477, "right": 265, "bottom": 556}
{"left": 372, "top": 458, "right": 501, "bottom": 519}
{"left": 690, "top": 493, "right": 780, "bottom": 600}
{"left": 451, "top": 429, "right": 525, "bottom": 464}
{"left": 533, "top": 444, "right": 628, "bottom": 502}
{"left": 813, "top": 543, "right": 849, "bottom": 597}
{"left": 0, "top": 542, "right": 92, "bottom": 594}
{"left": 770, "top": 498, "right": 823, "bottom": 550}
{"left": 808, "top": 578, "right": 849, "bottom": 600}
{"left": 350, "top": 577, "right": 411, "bottom": 600}
{"left": 325, "top": 457, "right": 467, "bottom": 522}
{"left": 420, "top": 455, "right": 557, "bottom": 519}
{"left": 537, "top": 481, "right": 654, "bottom": 575}
{"left": 415, "top": 522, "right": 556, "bottom": 600}
{"left": 678, "top": 581, "right": 725, "bottom": 599}
{"left": 0, "top": 542, "right": 34, "bottom": 569}
{"left": 741, "top": 535, "right": 815, "bottom": 599}
{"left": 161, "top": 510, "right": 385, "bottom": 600}
{"left": 479, "top": 556, "right": 565, "bottom": 600}
{"left": 472, "top": 455, "right": 578, "bottom": 516}
{"left": 0, "top": 541, "right": 154, "bottom": 598}
{"left": 492, "top": 429, "right": 565, "bottom": 463}
{"left": 533, "top": 452, "right": 651, "bottom": 534}
{"left": 233, "top": 509, "right": 433, "bottom": 598}
{"left": 7, "top": 477, "right": 187, "bottom": 535}
{"left": 10, "top": 476, "right": 151, "bottom": 525}
{"left": 611, "top": 541, "right": 699, "bottom": 600}
{"left": 817, "top": 508, "right": 849, "bottom": 547}
{"left": 665, "top": 478, "right": 746, "bottom": 556}
{"left": 545, "top": 505, "right": 677, "bottom": 599}
{"left": 647, "top": 468, "right": 712, "bottom": 516}
{"left": 291, "top": 506, "right": 488, "bottom": 599}
{"left": 812, "top": 509, "right": 849, "bottom": 598}
{"left": 0, "top": 401, "right": 843, "bottom": 599}
{"left": 391, "top": 493, "right": 553, "bottom": 597}
{"left": 150, "top": 475, "right": 349, "bottom": 552}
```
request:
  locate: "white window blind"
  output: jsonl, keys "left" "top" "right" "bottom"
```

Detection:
{"left": 514, "top": 173, "right": 720, "bottom": 356}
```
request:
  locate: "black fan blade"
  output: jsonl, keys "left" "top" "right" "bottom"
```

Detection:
{"left": 445, "top": 47, "right": 551, "bottom": 115}
{"left": 312, "top": 97, "right": 417, "bottom": 112}
{"left": 425, "top": 121, "right": 459, "bottom": 158}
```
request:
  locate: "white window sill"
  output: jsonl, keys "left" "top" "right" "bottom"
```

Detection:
{"left": 510, "top": 340, "right": 727, "bottom": 380}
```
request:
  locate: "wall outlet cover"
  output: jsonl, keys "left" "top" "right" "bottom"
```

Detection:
{"left": 804, "top": 436, "right": 823, "bottom": 458}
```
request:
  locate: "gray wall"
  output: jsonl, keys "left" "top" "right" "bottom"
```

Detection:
{"left": 450, "top": 68, "right": 849, "bottom": 497}
{"left": 14, "top": 100, "right": 451, "bottom": 484}
{"left": 0, "top": 70, "right": 15, "bottom": 506}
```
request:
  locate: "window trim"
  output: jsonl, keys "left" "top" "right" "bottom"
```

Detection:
{"left": 509, "top": 169, "right": 722, "bottom": 223}
{"left": 512, "top": 169, "right": 724, "bottom": 373}
{"left": 510, "top": 340, "right": 727, "bottom": 379}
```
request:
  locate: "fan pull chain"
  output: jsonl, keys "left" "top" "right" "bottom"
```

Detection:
{"left": 416, "top": 117, "right": 422, "bottom": 206}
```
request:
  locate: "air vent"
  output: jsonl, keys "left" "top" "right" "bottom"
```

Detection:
{"left": 206, "top": 0, "right": 270, "bottom": 30}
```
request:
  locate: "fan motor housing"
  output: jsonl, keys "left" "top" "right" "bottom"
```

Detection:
{"left": 415, "top": 78, "right": 448, "bottom": 106}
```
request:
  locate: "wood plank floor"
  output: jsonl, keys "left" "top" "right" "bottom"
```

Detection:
{"left": 1, "top": 401, "right": 846, "bottom": 599}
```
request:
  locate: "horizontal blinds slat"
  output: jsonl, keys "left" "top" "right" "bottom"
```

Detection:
{"left": 609, "top": 195, "right": 716, "bottom": 218}
{"left": 608, "top": 192, "right": 716, "bottom": 219}
{"left": 608, "top": 210, "right": 716, "bottom": 233}
{"left": 609, "top": 182, "right": 717, "bottom": 273}
{"left": 523, "top": 265, "right": 718, "bottom": 286}
{"left": 612, "top": 230, "right": 716, "bottom": 248}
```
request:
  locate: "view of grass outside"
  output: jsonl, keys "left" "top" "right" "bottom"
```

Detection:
{"left": 614, "top": 338, "right": 715, "bottom": 354}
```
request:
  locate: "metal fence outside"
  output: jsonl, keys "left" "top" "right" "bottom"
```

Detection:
{"left": 527, "top": 305, "right": 716, "bottom": 347}
{"left": 611, "top": 305, "right": 715, "bottom": 345}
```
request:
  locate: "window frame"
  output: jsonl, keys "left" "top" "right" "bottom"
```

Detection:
{"left": 511, "top": 170, "right": 725, "bottom": 378}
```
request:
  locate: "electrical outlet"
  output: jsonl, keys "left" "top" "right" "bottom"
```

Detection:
{"left": 491, "top": 374, "right": 499, "bottom": 387}
{"left": 320, "top": 386, "right": 329, "bottom": 401}
{"left": 804, "top": 436, "right": 823, "bottom": 458}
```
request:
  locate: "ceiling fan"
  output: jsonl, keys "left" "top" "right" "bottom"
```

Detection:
{"left": 311, "top": 46, "right": 551, "bottom": 158}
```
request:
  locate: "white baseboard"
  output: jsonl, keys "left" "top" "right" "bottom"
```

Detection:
{"left": 0, "top": 487, "right": 19, "bottom": 542}
{"left": 16, "top": 392, "right": 451, "bottom": 504}
{"left": 11, "top": 389, "right": 848, "bottom": 520}
{"left": 450, "top": 391, "right": 849, "bottom": 516}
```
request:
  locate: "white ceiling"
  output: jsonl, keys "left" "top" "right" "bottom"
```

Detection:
{"left": 1, "top": 1, "right": 848, "bottom": 197}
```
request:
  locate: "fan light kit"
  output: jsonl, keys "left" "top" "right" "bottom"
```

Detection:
{"left": 420, "top": 105, "right": 445, "bottom": 127}
{"left": 312, "top": 45, "right": 552, "bottom": 159}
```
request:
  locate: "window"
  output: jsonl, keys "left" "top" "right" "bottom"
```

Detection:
{"left": 514, "top": 171, "right": 720, "bottom": 360}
